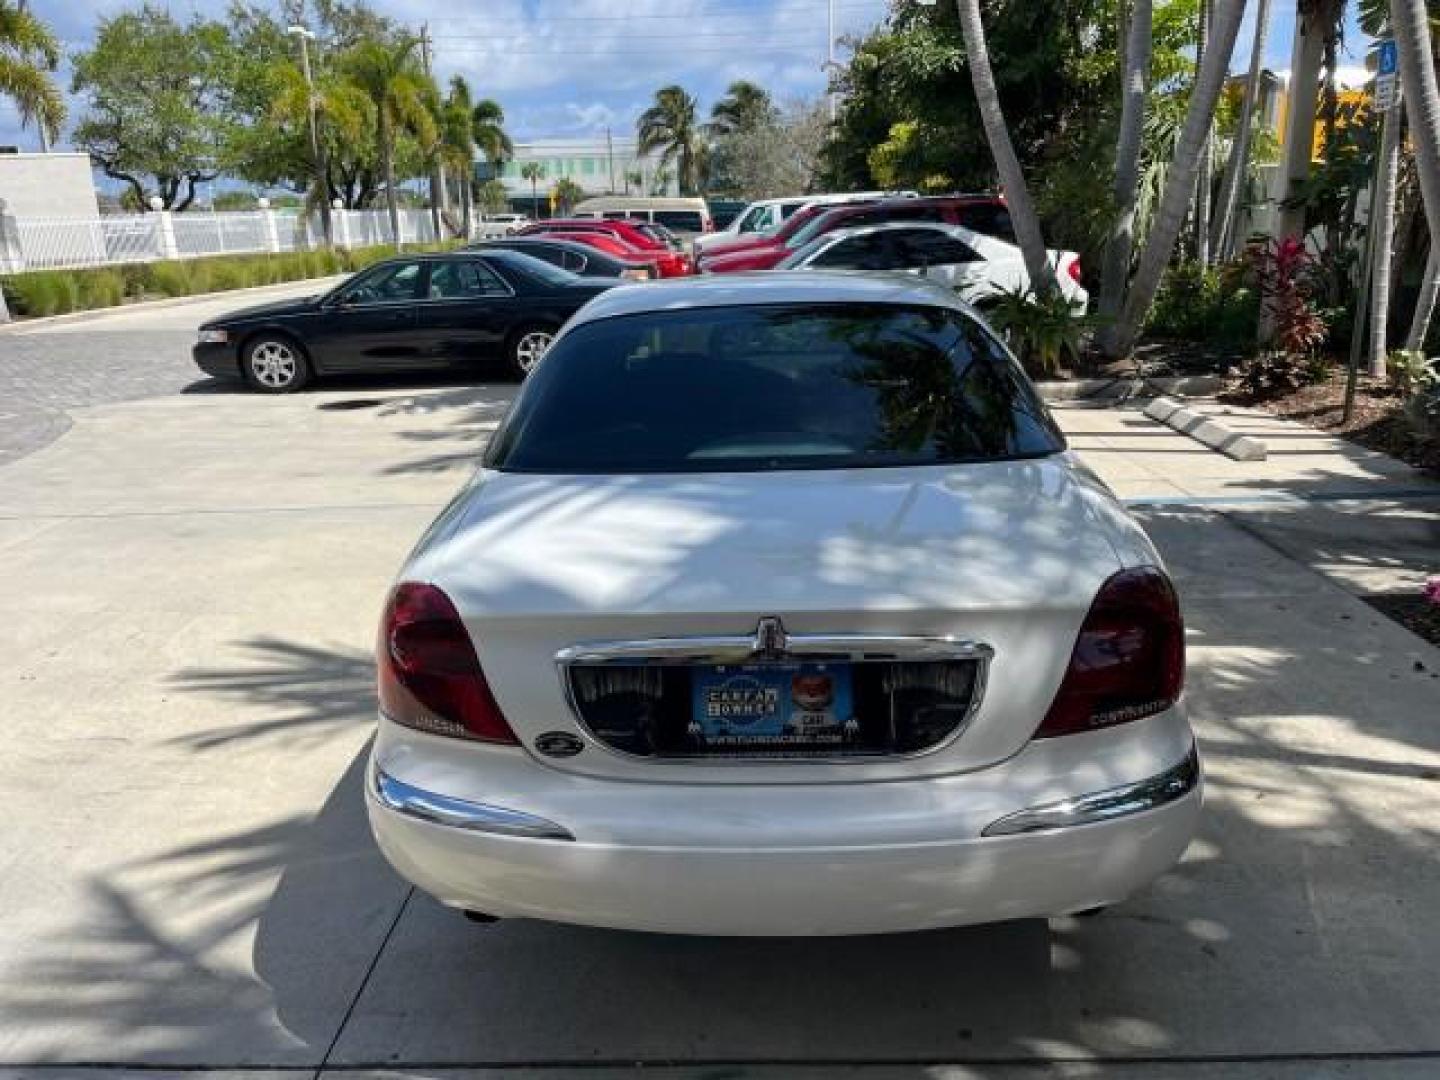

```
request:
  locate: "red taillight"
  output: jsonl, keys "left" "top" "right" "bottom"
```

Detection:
{"left": 1036, "top": 567, "right": 1184, "bottom": 738}
{"left": 377, "top": 582, "right": 519, "bottom": 744}
{"left": 1066, "top": 256, "right": 1084, "bottom": 285}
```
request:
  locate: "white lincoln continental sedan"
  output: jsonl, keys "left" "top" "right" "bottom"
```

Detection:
{"left": 366, "top": 272, "right": 1201, "bottom": 936}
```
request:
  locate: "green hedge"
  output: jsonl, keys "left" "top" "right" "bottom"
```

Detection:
{"left": 1, "top": 241, "right": 460, "bottom": 319}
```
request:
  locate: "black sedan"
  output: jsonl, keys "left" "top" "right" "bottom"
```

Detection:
{"left": 193, "top": 249, "right": 616, "bottom": 391}
{"left": 465, "top": 237, "right": 653, "bottom": 281}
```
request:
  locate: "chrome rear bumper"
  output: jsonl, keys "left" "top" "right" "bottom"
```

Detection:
{"left": 982, "top": 745, "right": 1200, "bottom": 837}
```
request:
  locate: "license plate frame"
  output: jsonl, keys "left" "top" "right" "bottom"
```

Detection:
{"left": 688, "top": 661, "right": 857, "bottom": 755}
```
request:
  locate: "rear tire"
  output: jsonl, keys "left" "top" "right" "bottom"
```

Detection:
{"left": 242, "top": 334, "right": 311, "bottom": 393}
{"left": 506, "top": 324, "right": 557, "bottom": 380}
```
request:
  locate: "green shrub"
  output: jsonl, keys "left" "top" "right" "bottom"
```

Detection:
{"left": 983, "top": 285, "right": 1095, "bottom": 378}
{"left": 76, "top": 269, "right": 125, "bottom": 309}
{"left": 142, "top": 261, "right": 194, "bottom": 298}
{"left": 5, "top": 271, "right": 68, "bottom": 315}
{"left": 1238, "top": 351, "right": 1310, "bottom": 400}
{"left": 1147, "top": 260, "right": 1261, "bottom": 351}
{"left": 1, "top": 239, "right": 449, "bottom": 319}
{"left": 1389, "top": 350, "right": 1439, "bottom": 397}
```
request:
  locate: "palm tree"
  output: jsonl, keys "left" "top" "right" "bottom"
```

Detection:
{"left": 0, "top": 0, "right": 64, "bottom": 151}
{"left": 1194, "top": 0, "right": 1214, "bottom": 266}
{"left": 439, "top": 76, "right": 478, "bottom": 238}
{"left": 954, "top": 0, "right": 1054, "bottom": 299}
{"left": 637, "top": 85, "right": 706, "bottom": 194}
{"left": 1211, "top": 0, "right": 1274, "bottom": 260}
{"left": 1274, "top": 0, "right": 1345, "bottom": 243}
{"left": 710, "top": 79, "right": 774, "bottom": 135}
{"left": 343, "top": 36, "right": 435, "bottom": 248}
{"left": 625, "top": 168, "right": 644, "bottom": 194}
{"left": 471, "top": 98, "right": 513, "bottom": 171}
{"left": 1391, "top": 0, "right": 1440, "bottom": 350}
{"left": 1111, "top": 0, "right": 1246, "bottom": 359}
{"left": 552, "top": 176, "right": 585, "bottom": 215}
{"left": 521, "top": 162, "right": 545, "bottom": 216}
{"left": 1096, "top": 0, "right": 1154, "bottom": 355}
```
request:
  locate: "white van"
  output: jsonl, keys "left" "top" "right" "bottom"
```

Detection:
{"left": 571, "top": 197, "right": 713, "bottom": 237}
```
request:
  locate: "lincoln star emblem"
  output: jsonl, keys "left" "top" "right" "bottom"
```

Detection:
{"left": 752, "top": 616, "right": 789, "bottom": 660}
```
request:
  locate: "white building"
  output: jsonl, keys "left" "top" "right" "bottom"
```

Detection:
{"left": 478, "top": 136, "right": 678, "bottom": 212}
{"left": 0, "top": 152, "right": 100, "bottom": 219}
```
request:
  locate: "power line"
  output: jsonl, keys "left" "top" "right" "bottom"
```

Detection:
{"left": 423, "top": 1, "right": 883, "bottom": 23}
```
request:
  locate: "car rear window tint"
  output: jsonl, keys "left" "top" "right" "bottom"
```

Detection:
{"left": 654, "top": 210, "right": 705, "bottom": 231}
{"left": 487, "top": 303, "right": 1063, "bottom": 474}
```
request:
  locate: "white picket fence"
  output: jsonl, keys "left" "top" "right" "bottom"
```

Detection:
{"left": 2, "top": 208, "right": 446, "bottom": 272}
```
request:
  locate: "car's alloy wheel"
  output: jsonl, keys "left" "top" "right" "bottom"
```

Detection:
{"left": 245, "top": 338, "right": 308, "bottom": 393}
{"left": 512, "top": 329, "right": 554, "bottom": 377}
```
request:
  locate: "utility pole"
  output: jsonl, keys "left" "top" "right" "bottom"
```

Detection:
{"left": 606, "top": 127, "right": 616, "bottom": 194}
{"left": 419, "top": 23, "right": 450, "bottom": 239}
{"left": 288, "top": 24, "right": 332, "bottom": 246}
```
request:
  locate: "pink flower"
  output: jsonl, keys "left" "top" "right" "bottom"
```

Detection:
{"left": 1425, "top": 577, "right": 1440, "bottom": 607}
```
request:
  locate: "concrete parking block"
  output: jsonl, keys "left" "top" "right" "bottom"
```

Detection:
{"left": 1144, "top": 398, "right": 1268, "bottom": 461}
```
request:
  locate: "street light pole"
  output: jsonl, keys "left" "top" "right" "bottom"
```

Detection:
{"left": 288, "top": 25, "right": 332, "bottom": 247}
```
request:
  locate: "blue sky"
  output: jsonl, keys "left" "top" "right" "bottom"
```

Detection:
{"left": 2, "top": 0, "right": 1375, "bottom": 155}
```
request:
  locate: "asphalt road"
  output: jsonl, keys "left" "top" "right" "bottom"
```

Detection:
{"left": 0, "top": 291, "right": 1438, "bottom": 1080}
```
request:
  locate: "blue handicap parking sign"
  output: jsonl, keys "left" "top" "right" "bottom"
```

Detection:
{"left": 1379, "top": 39, "right": 1398, "bottom": 76}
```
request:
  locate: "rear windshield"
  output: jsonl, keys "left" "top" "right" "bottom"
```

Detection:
{"left": 486, "top": 303, "right": 1063, "bottom": 474}
{"left": 654, "top": 210, "right": 706, "bottom": 232}
{"left": 482, "top": 248, "right": 575, "bottom": 286}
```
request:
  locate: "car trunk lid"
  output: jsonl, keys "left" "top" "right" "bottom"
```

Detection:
{"left": 417, "top": 457, "right": 1124, "bottom": 783}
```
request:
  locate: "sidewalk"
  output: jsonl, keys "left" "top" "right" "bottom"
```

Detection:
{"left": 1053, "top": 400, "right": 1440, "bottom": 598}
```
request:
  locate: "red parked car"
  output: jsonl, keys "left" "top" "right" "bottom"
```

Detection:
{"left": 519, "top": 219, "right": 692, "bottom": 277}
{"left": 694, "top": 201, "right": 875, "bottom": 268}
{"left": 700, "top": 196, "right": 1013, "bottom": 275}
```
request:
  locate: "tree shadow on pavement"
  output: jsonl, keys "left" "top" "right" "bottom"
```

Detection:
{"left": 3, "top": 506, "right": 1440, "bottom": 1068}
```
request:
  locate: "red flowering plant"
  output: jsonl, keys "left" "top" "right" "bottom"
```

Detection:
{"left": 1424, "top": 577, "right": 1440, "bottom": 607}
{"left": 1236, "top": 237, "right": 1330, "bottom": 399}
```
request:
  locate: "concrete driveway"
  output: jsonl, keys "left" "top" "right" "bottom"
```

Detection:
{"left": 0, "top": 293, "right": 1438, "bottom": 1079}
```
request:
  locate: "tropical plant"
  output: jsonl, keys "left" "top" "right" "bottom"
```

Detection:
{"left": 637, "top": 85, "right": 706, "bottom": 194}
{"left": 1236, "top": 351, "right": 1313, "bottom": 399}
{"left": 954, "top": 0, "right": 1055, "bottom": 300}
{"left": 1212, "top": 0, "right": 1273, "bottom": 259}
{"left": 1273, "top": 0, "right": 1346, "bottom": 245}
{"left": 0, "top": 0, "right": 64, "bottom": 150}
{"left": 1095, "top": 0, "right": 1154, "bottom": 354}
{"left": 471, "top": 98, "right": 512, "bottom": 170}
{"left": 709, "top": 79, "right": 775, "bottom": 136}
{"left": 342, "top": 35, "right": 435, "bottom": 247}
{"left": 983, "top": 286, "right": 1095, "bottom": 377}
{"left": 477, "top": 178, "right": 509, "bottom": 214}
{"left": 1391, "top": 0, "right": 1440, "bottom": 351}
{"left": 551, "top": 176, "right": 585, "bottom": 215}
{"left": 1110, "top": 0, "right": 1246, "bottom": 360}
{"left": 1388, "top": 349, "right": 1439, "bottom": 395}
{"left": 1246, "top": 236, "right": 1328, "bottom": 356}
{"left": 520, "top": 162, "right": 545, "bottom": 215}
{"left": 1146, "top": 259, "right": 1259, "bottom": 349}
{"left": 436, "top": 76, "right": 477, "bottom": 237}
{"left": 624, "top": 168, "right": 644, "bottom": 194}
